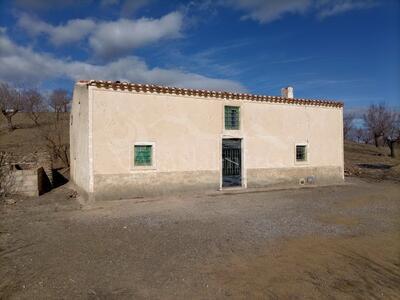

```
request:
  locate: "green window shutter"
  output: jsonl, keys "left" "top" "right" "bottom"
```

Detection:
{"left": 134, "top": 145, "right": 152, "bottom": 166}
{"left": 225, "top": 106, "right": 240, "bottom": 130}
{"left": 296, "top": 145, "right": 307, "bottom": 162}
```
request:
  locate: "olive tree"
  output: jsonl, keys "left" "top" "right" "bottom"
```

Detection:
{"left": 0, "top": 83, "right": 24, "bottom": 131}
{"left": 386, "top": 113, "right": 400, "bottom": 158}
{"left": 24, "top": 88, "right": 46, "bottom": 126}
{"left": 363, "top": 103, "right": 397, "bottom": 147}
{"left": 49, "top": 89, "right": 70, "bottom": 121}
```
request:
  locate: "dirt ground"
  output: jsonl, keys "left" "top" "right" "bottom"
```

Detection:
{"left": 1, "top": 177, "right": 399, "bottom": 299}
{"left": 1, "top": 114, "right": 400, "bottom": 299}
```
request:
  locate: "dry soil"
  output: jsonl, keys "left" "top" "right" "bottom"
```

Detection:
{"left": 1, "top": 178, "right": 399, "bottom": 299}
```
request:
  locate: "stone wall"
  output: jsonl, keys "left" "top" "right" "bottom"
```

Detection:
{"left": 2, "top": 150, "right": 53, "bottom": 197}
{"left": 93, "top": 170, "right": 220, "bottom": 201}
{"left": 12, "top": 166, "right": 49, "bottom": 197}
{"left": 87, "top": 167, "right": 344, "bottom": 201}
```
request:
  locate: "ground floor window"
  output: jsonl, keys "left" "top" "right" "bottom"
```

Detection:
{"left": 296, "top": 144, "right": 307, "bottom": 162}
{"left": 134, "top": 145, "right": 153, "bottom": 166}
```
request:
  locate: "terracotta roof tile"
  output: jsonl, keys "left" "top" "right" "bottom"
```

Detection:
{"left": 83, "top": 80, "right": 343, "bottom": 108}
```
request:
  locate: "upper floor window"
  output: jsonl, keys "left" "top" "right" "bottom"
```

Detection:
{"left": 225, "top": 106, "right": 240, "bottom": 130}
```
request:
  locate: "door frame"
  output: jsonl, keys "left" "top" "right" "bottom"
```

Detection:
{"left": 219, "top": 136, "right": 247, "bottom": 190}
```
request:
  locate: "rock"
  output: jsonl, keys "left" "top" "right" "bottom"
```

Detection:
{"left": 5, "top": 198, "right": 16, "bottom": 205}
{"left": 68, "top": 191, "right": 78, "bottom": 199}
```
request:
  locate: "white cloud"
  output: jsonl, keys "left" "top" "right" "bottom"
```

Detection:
{"left": 0, "top": 32, "right": 245, "bottom": 92}
{"left": 120, "top": 0, "right": 153, "bottom": 15}
{"left": 226, "top": 0, "right": 311, "bottom": 23}
{"left": 89, "top": 12, "right": 183, "bottom": 59}
{"left": 17, "top": 11, "right": 183, "bottom": 58}
{"left": 225, "top": 0, "right": 378, "bottom": 23}
{"left": 316, "top": 0, "right": 378, "bottom": 19}
{"left": 18, "top": 14, "right": 96, "bottom": 46}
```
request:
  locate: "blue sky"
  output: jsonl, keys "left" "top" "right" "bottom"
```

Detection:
{"left": 0, "top": 0, "right": 399, "bottom": 110}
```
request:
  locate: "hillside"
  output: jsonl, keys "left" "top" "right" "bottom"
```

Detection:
{"left": 1, "top": 113, "right": 399, "bottom": 181}
{"left": 344, "top": 141, "right": 400, "bottom": 181}
{"left": 0, "top": 112, "right": 69, "bottom": 155}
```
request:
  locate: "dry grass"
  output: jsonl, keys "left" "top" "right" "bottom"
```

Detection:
{"left": 344, "top": 141, "right": 400, "bottom": 181}
{"left": 0, "top": 112, "right": 69, "bottom": 155}
{"left": 0, "top": 113, "right": 69, "bottom": 169}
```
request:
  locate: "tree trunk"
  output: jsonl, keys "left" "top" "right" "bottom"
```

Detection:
{"left": 374, "top": 134, "right": 384, "bottom": 147}
{"left": 29, "top": 112, "right": 40, "bottom": 127}
{"left": 374, "top": 134, "right": 379, "bottom": 147}
{"left": 1, "top": 110, "right": 18, "bottom": 132}
{"left": 6, "top": 115, "right": 14, "bottom": 131}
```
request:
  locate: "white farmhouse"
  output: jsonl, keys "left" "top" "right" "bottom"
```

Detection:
{"left": 70, "top": 80, "right": 344, "bottom": 201}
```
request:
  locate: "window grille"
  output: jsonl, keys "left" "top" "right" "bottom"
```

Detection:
{"left": 296, "top": 145, "right": 307, "bottom": 162}
{"left": 225, "top": 106, "right": 240, "bottom": 130}
{"left": 134, "top": 145, "right": 152, "bottom": 166}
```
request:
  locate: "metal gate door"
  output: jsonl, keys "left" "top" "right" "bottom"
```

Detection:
{"left": 222, "top": 139, "right": 242, "bottom": 187}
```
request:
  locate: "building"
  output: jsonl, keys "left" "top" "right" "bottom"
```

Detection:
{"left": 70, "top": 80, "right": 344, "bottom": 201}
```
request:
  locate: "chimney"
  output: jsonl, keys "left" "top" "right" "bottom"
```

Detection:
{"left": 281, "top": 86, "right": 294, "bottom": 99}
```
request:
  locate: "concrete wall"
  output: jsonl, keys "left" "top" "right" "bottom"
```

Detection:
{"left": 75, "top": 86, "right": 344, "bottom": 200}
{"left": 36, "top": 151, "right": 53, "bottom": 186}
{"left": 70, "top": 83, "right": 91, "bottom": 196}
{"left": 12, "top": 167, "right": 48, "bottom": 197}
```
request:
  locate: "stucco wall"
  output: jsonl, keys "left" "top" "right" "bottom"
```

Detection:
{"left": 244, "top": 101, "right": 343, "bottom": 168}
{"left": 85, "top": 87, "right": 343, "bottom": 200}
{"left": 91, "top": 89, "right": 222, "bottom": 174}
{"left": 70, "top": 83, "right": 91, "bottom": 193}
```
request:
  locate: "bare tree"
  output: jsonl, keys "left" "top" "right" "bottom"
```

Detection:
{"left": 362, "top": 132, "right": 374, "bottom": 144}
{"left": 24, "top": 89, "right": 46, "bottom": 126}
{"left": 343, "top": 112, "right": 355, "bottom": 140}
{"left": 33, "top": 88, "right": 71, "bottom": 168}
{"left": 386, "top": 112, "right": 400, "bottom": 158}
{"left": 354, "top": 127, "right": 365, "bottom": 143}
{"left": 49, "top": 89, "right": 70, "bottom": 121}
{"left": 0, "top": 83, "right": 24, "bottom": 131}
{"left": 363, "top": 103, "right": 397, "bottom": 147}
{"left": 352, "top": 127, "right": 373, "bottom": 144}
{"left": 40, "top": 115, "right": 70, "bottom": 167}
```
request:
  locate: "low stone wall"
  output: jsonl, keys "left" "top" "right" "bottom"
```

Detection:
{"left": 93, "top": 170, "right": 220, "bottom": 201}
{"left": 1, "top": 150, "right": 54, "bottom": 197}
{"left": 12, "top": 166, "right": 51, "bottom": 197}
{"left": 247, "top": 166, "right": 344, "bottom": 188}
{"left": 87, "top": 166, "right": 344, "bottom": 201}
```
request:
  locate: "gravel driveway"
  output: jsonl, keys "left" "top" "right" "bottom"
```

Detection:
{"left": 1, "top": 178, "right": 399, "bottom": 299}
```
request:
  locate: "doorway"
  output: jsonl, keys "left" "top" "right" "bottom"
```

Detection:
{"left": 222, "top": 138, "right": 242, "bottom": 187}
